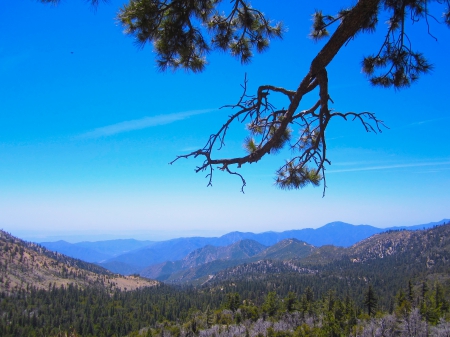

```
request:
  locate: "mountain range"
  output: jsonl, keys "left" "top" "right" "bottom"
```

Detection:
{"left": 39, "top": 219, "right": 449, "bottom": 276}
{"left": 4, "top": 220, "right": 450, "bottom": 336}
{"left": 4, "top": 220, "right": 450, "bottom": 295}
{"left": 208, "top": 221, "right": 450, "bottom": 301}
{"left": 140, "top": 238, "right": 316, "bottom": 283}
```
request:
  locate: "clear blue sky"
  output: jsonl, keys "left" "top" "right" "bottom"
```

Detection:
{"left": 1, "top": 1, "right": 449, "bottom": 242}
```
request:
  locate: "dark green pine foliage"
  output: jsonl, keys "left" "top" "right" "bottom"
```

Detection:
{"left": 2, "top": 276, "right": 447, "bottom": 336}
{"left": 117, "top": 0, "right": 283, "bottom": 72}
{"left": 3, "top": 225, "right": 450, "bottom": 335}
{"left": 364, "top": 285, "right": 378, "bottom": 316}
{"left": 223, "top": 292, "right": 241, "bottom": 312}
{"left": 262, "top": 291, "right": 279, "bottom": 317}
{"left": 284, "top": 291, "right": 298, "bottom": 312}
{"left": 0, "top": 283, "right": 218, "bottom": 337}
{"left": 408, "top": 279, "right": 415, "bottom": 305}
{"left": 205, "top": 305, "right": 213, "bottom": 328}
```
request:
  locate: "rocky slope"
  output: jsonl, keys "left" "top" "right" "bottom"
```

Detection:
{"left": 208, "top": 222, "right": 450, "bottom": 285}
{"left": 38, "top": 219, "right": 449, "bottom": 275}
{"left": 140, "top": 238, "right": 315, "bottom": 283}
{"left": 140, "top": 239, "right": 266, "bottom": 280}
{"left": 0, "top": 230, "right": 158, "bottom": 294}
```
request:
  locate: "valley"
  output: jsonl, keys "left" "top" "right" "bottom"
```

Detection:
{"left": 1, "top": 220, "right": 450, "bottom": 336}
{"left": 39, "top": 219, "right": 450, "bottom": 278}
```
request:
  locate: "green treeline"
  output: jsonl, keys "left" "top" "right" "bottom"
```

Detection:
{"left": 0, "top": 282, "right": 216, "bottom": 337}
{"left": 2, "top": 225, "right": 450, "bottom": 336}
{"left": 1, "top": 276, "right": 449, "bottom": 337}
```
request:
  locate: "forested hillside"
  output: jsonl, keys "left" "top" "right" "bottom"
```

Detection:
{"left": 210, "top": 223, "right": 450, "bottom": 306}
{"left": 1, "top": 224, "right": 450, "bottom": 336}
{"left": 39, "top": 219, "right": 449, "bottom": 275}
{"left": 0, "top": 230, "right": 157, "bottom": 295}
{"left": 139, "top": 223, "right": 450, "bottom": 285}
{"left": 140, "top": 239, "right": 314, "bottom": 283}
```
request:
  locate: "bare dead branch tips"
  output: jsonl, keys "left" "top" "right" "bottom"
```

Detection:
{"left": 331, "top": 111, "right": 387, "bottom": 133}
{"left": 169, "top": 149, "right": 206, "bottom": 166}
{"left": 222, "top": 165, "right": 247, "bottom": 193}
{"left": 228, "top": 73, "right": 250, "bottom": 108}
{"left": 164, "top": 0, "right": 445, "bottom": 193}
{"left": 204, "top": 165, "right": 214, "bottom": 188}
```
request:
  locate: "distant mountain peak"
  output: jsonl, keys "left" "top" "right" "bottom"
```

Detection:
{"left": 37, "top": 218, "right": 449, "bottom": 277}
{"left": 321, "top": 221, "right": 368, "bottom": 228}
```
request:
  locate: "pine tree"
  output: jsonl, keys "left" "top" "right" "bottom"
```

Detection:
{"left": 421, "top": 281, "right": 428, "bottom": 303}
{"left": 224, "top": 292, "right": 240, "bottom": 312}
{"left": 364, "top": 285, "right": 378, "bottom": 317}
{"left": 408, "top": 280, "right": 414, "bottom": 306}
{"left": 262, "top": 292, "right": 279, "bottom": 317}
{"left": 284, "top": 292, "right": 297, "bottom": 313}
{"left": 205, "top": 306, "right": 213, "bottom": 328}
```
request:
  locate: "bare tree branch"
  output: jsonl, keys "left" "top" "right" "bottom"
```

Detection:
{"left": 171, "top": 0, "right": 387, "bottom": 193}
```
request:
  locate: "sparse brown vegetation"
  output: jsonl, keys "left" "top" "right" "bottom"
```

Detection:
{"left": 0, "top": 230, "right": 157, "bottom": 295}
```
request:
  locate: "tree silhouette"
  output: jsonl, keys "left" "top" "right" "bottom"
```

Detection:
{"left": 40, "top": 0, "right": 449, "bottom": 193}
{"left": 364, "top": 284, "right": 378, "bottom": 317}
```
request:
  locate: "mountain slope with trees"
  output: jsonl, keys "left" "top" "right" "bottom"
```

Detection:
{"left": 208, "top": 223, "right": 450, "bottom": 308}
{"left": 2, "top": 224, "right": 450, "bottom": 336}
{"left": 140, "top": 223, "right": 450, "bottom": 285}
{"left": 0, "top": 230, "right": 157, "bottom": 295}
{"left": 38, "top": 219, "right": 449, "bottom": 276}
{"left": 140, "top": 239, "right": 314, "bottom": 283}
{"left": 140, "top": 239, "right": 266, "bottom": 281}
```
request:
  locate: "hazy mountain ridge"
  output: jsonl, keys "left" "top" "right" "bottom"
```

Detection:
{"left": 96, "top": 260, "right": 145, "bottom": 276}
{"left": 140, "top": 239, "right": 267, "bottom": 281}
{"left": 138, "top": 220, "right": 448, "bottom": 282}
{"left": 207, "top": 222, "right": 450, "bottom": 286}
{"left": 37, "top": 240, "right": 112, "bottom": 263}
{"left": 98, "top": 237, "right": 227, "bottom": 273}
{"left": 141, "top": 238, "right": 316, "bottom": 283}
{"left": 38, "top": 219, "right": 449, "bottom": 276}
{"left": 0, "top": 230, "right": 158, "bottom": 294}
{"left": 254, "top": 238, "right": 314, "bottom": 260}
{"left": 2, "top": 221, "right": 449, "bottom": 296}
{"left": 40, "top": 239, "right": 154, "bottom": 263}
{"left": 181, "top": 239, "right": 267, "bottom": 267}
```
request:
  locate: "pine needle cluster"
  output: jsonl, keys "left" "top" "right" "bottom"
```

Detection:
{"left": 117, "top": 0, "right": 283, "bottom": 71}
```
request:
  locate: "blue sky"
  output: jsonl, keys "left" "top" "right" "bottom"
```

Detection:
{"left": 1, "top": 1, "right": 449, "bottom": 242}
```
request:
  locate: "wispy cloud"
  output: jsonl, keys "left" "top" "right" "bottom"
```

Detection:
{"left": 180, "top": 146, "right": 202, "bottom": 152}
{"left": 328, "top": 160, "right": 450, "bottom": 173}
{"left": 395, "top": 117, "right": 450, "bottom": 130}
{"left": 76, "top": 109, "right": 214, "bottom": 139}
